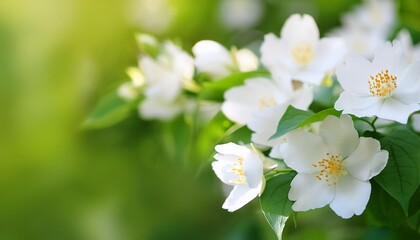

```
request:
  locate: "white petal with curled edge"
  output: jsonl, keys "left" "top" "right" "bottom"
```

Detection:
{"left": 329, "top": 175, "right": 371, "bottom": 219}
{"left": 344, "top": 137, "right": 388, "bottom": 181}
{"left": 319, "top": 115, "right": 359, "bottom": 158}
{"left": 215, "top": 142, "right": 250, "bottom": 158}
{"left": 222, "top": 184, "right": 261, "bottom": 212}
{"left": 289, "top": 173, "right": 335, "bottom": 212}
{"left": 281, "top": 130, "right": 328, "bottom": 173}
{"left": 260, "top": 33, "right": 294, "bottom": 72}
{"left": 372, "top": 41, "right": 409, "bottom": 78}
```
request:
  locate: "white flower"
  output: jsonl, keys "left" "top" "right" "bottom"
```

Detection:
{"left": 335, "top": 41, "right": 420, "bottom": 124}
{"left": 117, "top": 67, "right": 145, "bottom": 100}
{"left": 222, "top": 75, "right": 313, "bottom": 125}
{"left": 328, "top": 26, "right": 385, "bottom": 59}
{"left": 342, "top": 0, "right": 396, "bottom": 38}
{"left": 212, "top": 142, "right": 264, "bottom": 212}
{"left": 139, "top": 41, "right": 195, "bottom": 120}
{"left": 396, "top": 29, "right": 420, "bottom": 62}
{"left": 281, "top": 115, "right": 388, "bottom": 218}
{"left": 261, "top": 14, "right": 346, "bottom": 85}
{"left": 192, "top": 40, "right": 258, "bottom": 79}
{"left": 247, "top": 82, "right": 313, "bottom": 146}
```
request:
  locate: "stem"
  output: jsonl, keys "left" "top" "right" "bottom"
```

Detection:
{"left": 371, "top": 116, "right": 378, "bottom": 132}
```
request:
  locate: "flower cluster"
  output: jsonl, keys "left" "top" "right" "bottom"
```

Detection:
{"left": 88, "top": 0, "right": 420, "bottom": 237}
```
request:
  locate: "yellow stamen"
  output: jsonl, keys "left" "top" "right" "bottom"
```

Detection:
{"left": 312, "top": 153, "right": 347, "bottom": 186}
{"left": 291, "top": 42, "right": 315, "bottom": 65}
{"left": 258, "top": 97, "right": 277, "bottom": 109}
{"left": 368, "top": 69, "right": 397, "bottom": 97}
{"left": 229, "top": 157, "right": 246, "bottom": 184}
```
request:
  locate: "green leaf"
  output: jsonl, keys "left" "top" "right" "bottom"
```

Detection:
{"left": 199, "top": 71, "right": 269, "bottom": 102}
{"left": 83, "top": 91, "right": 138, "bottom": 129}
{"left": 295, "top": 108, "right": 341, "bottom": 129}
{"left": 365, "top": 181, "right": 407, "bottom": 227}
{"left": 260, "top": 173, "right": 295, "bottom": 240}
{"left": 269, "top": 105, "right": 314, "bottom": 140}
{"left": 374, "top": 126, "right": 420, "bottom": 215}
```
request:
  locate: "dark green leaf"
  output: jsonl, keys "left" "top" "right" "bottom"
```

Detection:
{"left": 260, "top": 173, "right": 295, "bottom": 239}
{"left": 374, "top": 126, "right": 420, "bottom": 215}
{"left": 269, "top": 105, "right": 314, "bottom": 140}
{"left": 365, "top": 181, "right": 407, "bottom": 227}
{"left": 199, "top": 71, "right": 269, "bottom": 102}
{"left": 83, "top": 91, "right": 138, "bottom": 129}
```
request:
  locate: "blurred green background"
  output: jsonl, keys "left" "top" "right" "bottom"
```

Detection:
{"left": 0, "top": 0, "right": 419, "bottom": 239}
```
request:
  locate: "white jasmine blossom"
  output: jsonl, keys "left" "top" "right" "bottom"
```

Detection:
{"left": 328, "top": 26, "right": 385, "bottom": 59}
{"left": 335, "top": 41, "right": 420, "bottom": 123}
{"left": 212, "top": 142, "right": 264, "bottom": 212}
{"left": 221, "top": 75, "right": 313, "bottom": 125}
{"left": 261, "top": 14, "right": 346, "bottom": 85}
{"left": 192, "top": 40, "right": 258, "bottom": 79}
{"left": 139, "top": 41, "right": 195, "bottom": 120}
{"left": 281, "top": 115, "right": 388, "bottom": 218}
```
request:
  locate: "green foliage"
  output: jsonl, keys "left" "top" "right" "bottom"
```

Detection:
{"left": 270, "top": 106, "right": 341, "bottom": 140}
{"left": 270, "top": 106, "right": 314, "bottom": 140}
{"left": 260, "top": 173, "right": 296, "bottom": 239}
{"left": 373, "top": 126, "right": 420, "bottom": 215}
{"left": 83, "top": 90, "right": 139, "bottom": 129}
{"left": 199, "top": 71, "right": 269, "bottom": 102}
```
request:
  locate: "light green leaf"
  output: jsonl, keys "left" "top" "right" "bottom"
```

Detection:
{"left": 83, "top": 91, "right": 138, "bottom": 129}
{"left": 269, "top": 105, "right": 314, "bottom": 140}
{"left": 260, "top": 173, "right": 295, "bottom": 240}
{"left": 374, "top": 126, "right": 420, "bottom": 215}
{"left": 199, "top": 71, "right": 269, "bottom": 102}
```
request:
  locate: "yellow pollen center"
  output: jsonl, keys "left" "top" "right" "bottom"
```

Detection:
{"left": 368, "top": 69, "right": 397, "bottom": 97}
{"left": 258, "top": 97, "right": 277, "bottom": 109}
{"left": 291, "top": 42, "right": 315, "bottom": 65}
{"left": 312, "top": 153, "right": 347, "bottom": 186}
{"left": 229, "top": 157, "right": 246, "bottom": 184}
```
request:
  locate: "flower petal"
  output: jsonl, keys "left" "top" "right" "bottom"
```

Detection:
{"left": 212, "top": 158, "right": 238, "bottom": 186}
{"left": 335, "top": 55, "right": 373, "bottom": 96}
{"left": 393, "top": 60, "right": 420, "bottom": 104}
{"left": 289, "top": 173, "right": 335, "bottom": 212}
{"left": 234, "top": 48, "right": 259, "bottom": 72}
{"left": 222, "top": 184, "right": 261, "bottom": 212}
{"left": 319, "top": 115, "right": 359, "bottom": 158}
{"left": 329, "top": 175, "right": 371, "bottom": 219}
{"left": 192, "top": 40, "right": 233, "bottom": 79}
{"left": 334, "top": 91, "right": 382, "bottom": 118}
{"left": 344, "top": 137, "right": 388, "bottom": 181}
{"left": 310, "top": 37, "right": 347, "bottom": 74}
{"left": 215, "top": 142, "right": 250, "bottom": 158}
{"left": 281, "top": 14, "right": 319, "bottom": 47}
{"left": 244, "top": 153, "right": 263, "bottom": 188}
{"left": 260, "top": 33, "right": 294, "bottom": 72}
{"left": 281, "top": 130, "right": 328, "bottom": 173}
{"left": 378, "top": 97, "right": 420, "bottom": 124}
{"left": 372, "top": 41, "right": 409, "bottom": 78}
